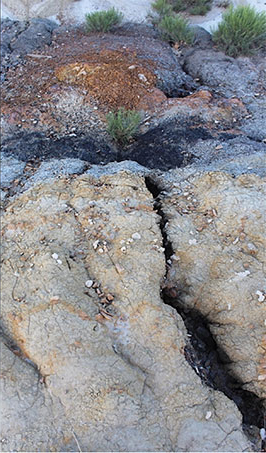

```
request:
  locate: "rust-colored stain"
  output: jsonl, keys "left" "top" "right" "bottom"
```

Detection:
{"left": 2, "top": 29, "right": 158, "bottom": 126}
{"left": 55, "top": 54, "right": 156, "bottom": 110}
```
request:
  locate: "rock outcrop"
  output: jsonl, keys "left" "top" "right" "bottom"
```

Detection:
{"left": 158, "top": 169, "right": 266, "bottom": 401}
{"left": 0, "top": 173, "right": 252, "bottom": 451}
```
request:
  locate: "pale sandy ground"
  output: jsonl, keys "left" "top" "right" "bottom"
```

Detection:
{"left": 1, "top": 0, "right": 266, "bottom": 31}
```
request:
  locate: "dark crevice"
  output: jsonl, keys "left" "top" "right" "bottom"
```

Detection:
{"left": 145, "top": 175, "right": 265, "bottom": 441}
{"left": 0, "top": 323, "right": 44, "bottom": 381}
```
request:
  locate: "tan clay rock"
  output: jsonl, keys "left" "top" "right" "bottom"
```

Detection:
{"left": 0, "top": 173, "right": 252, "bottom": 451}
{"left": 160, "top": 170, "right": 266, "bottom": 400}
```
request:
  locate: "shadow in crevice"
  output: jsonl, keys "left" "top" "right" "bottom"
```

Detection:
{"left": 145, "top": 175, "right": 265, "bottom": 433}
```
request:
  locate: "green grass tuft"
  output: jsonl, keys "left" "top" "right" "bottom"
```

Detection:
{"left": 158, "top": 14, "right": 194, "bottom": 44}
{"left": 85, "top": 8, "right": 123, "bottom": 33}
{"left": 172, "top": 0, "right": 211, "bottom": 15}
{"left": 106, "top": 108, "right": 141, "bottom": 146}
{"left": 152, "top": 0, "right": 174, "bottom": 17}
{"left": 152, "top": 0, "right": 212, "bottom": 16}
{"left": 212, "top": 5, "right": 266, "bottom": 56}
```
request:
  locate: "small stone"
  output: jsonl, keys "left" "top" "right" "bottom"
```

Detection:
{"left": 52, "top": 253, "right": 59, "bottom": 260}
{"left": 50, "top": 296, "right": 59, "bottom": 302}
{"left": 57, "top": 259, "right": 62, "bottom": 265}
{"left": 138, "top": 73, "right": 147, "bottom": 82}
{"left": 121, "top": 246, "right": 127, "bottom": 253}
{"left": 205, "top": 411, "right": 212, "bottom": 420}
{"left": 93, "top": 240, "right": 99, "bottom": 250}
{"left": 85, "top": 280, "right": 93, "bottom": 288}
{"left": 256, "top": 290, "right": 265, "bottom": 302}
{"left": 132, "top": 232, "right": 141, "bottom": 240}
{"left": 189, "top": 239, "right": 197, "bottom": 245}
{"left": 98, "top": 248, "right": 104, "bottom": 254}
{"left": 258, "top": 375, "right": 266, "bottom": 381}
{"left": 115, "top": 264, "right": 124, "bottom": 274}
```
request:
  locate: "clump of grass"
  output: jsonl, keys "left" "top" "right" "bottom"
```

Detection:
{"left": 189, "top": 0, "right": 211, "bottom": 15}
{"left": 172, "top": 0, "right": 211, "bottom": 15}
{"left": 107, "top": 108, "right": 141, "bottom": 146}
{"left": 152, "top": 0, "right": 211, "bottom": 16}
{"left": 85, "top": 8, "right": 123, "bottom": 33}
{"left": 158, "top": 14, "right": 194, "bottom": 44}
{"left": 152, "top": 0, "right": 174, "bottom": 18}
{"left": 212, "top": 5, "right": 266, "bottom": 57}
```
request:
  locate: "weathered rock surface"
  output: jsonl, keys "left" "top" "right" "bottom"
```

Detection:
{"left": 0, "top": 153, "right": 26, "bottom": 188}
{"left": 183, "top": 49, "right": 264, "bottom": 102}
{"left": 158, "top": 169, "right": 266, "bottom": 401}
{"left": 1, "top": 18, "right": 58, "bottom": 77}
{"left": 0, "top": 173, "right": 252, "bottom": 451}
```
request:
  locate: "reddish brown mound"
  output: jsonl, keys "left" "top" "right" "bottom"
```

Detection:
{"left": 55, "top": 51, "right": 156, "bottom": 110}
{"left": 1, "top": 29, "right": 157, "bottom": 113}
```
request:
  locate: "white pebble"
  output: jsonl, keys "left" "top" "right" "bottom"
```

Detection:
{"left": 258, "top": 375, "right": 266, "bottom": 381}
{"left": 98, "top": 248, "right": 104, "bottom": 254}
{"left": 231, "top": 270, "right": 250, "bottom": 281}
{"left": 205, "top": 411, "right": 212, "bottom": 420}
{"left": 189, "top": 239, "right": 197, "bottom": 245}
{"left": 260, "top": 428, "right": 266, "bottom": 440}
{"left": 138, "top": 73, "right": 147, "bottom": 82}
{"left": 172, "top": 254, "right": 180, "bottom": 261}
{"left": 256, "top": 290, "right": 265, "bottom": 302}
{"left": 52, "top": 253, "right": 59, "bottom": 260}
{"left": 57, "top": 259, "right": 62, "bottom": 265}
{"left": 85, "top": 280, "right": 93, "bottom": 288}
{"left": 132, "top": 232, "right": 141, "bottom": 240}
{"left": 121, "top": 246, "right": 127, "bottom": 253}
{"left": 93, "top": 240, "right": 99, "bottom": 250}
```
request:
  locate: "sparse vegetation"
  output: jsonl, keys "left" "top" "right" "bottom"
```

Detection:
{"left": 151, "top": 0, "right": 174, "bottom": 18}
{"left": 106, "top": 108, "right": 141, "bottom": 146}
{"left": 158, "top": 14, "right": 194, "bottom": 44}
{"left": 85, "top": 8, "right": 123, "bottom": 33}
{"left": 152, "top": 0, "right": 211, "bottom": 16}
{"left": 212, "top": 5, "right": 266, "bottom": 57}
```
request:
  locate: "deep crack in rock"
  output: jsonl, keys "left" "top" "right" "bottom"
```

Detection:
{"left": 145, "top": 175, "right": 265, "bottom": 444}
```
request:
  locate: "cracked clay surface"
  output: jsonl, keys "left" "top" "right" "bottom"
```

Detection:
{"left": 0, "top": 172, "right": 253, "bottom": 451}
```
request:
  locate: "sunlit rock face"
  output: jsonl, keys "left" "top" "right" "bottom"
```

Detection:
{"left": 1, "top": 172, "right": 252, "bottom": 452}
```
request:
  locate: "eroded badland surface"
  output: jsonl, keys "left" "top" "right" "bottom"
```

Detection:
{"left": 1, "top": 12, "right": 266, "bottom": 452}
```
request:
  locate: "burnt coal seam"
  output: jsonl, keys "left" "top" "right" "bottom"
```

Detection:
{"left": 145, "top": 175, "right": 265, "bottom": 438}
